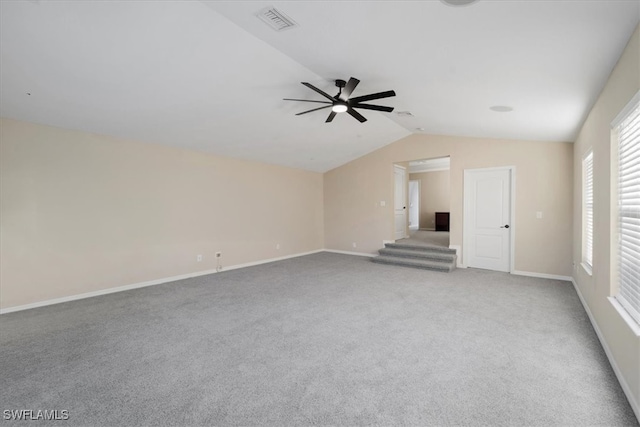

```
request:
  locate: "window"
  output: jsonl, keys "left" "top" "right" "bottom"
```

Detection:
{"left": 612, "top": 92, "right": 640, "bottom": 325}
{"left": 582, "top": 151, "right": 594, "bottom": 273}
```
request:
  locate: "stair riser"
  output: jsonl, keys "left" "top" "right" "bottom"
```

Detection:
{"left": 372, "top": 254, "right": 456, "bottom": 270}
{"left": 385, "top": 244, "right": 456, "bottom": 255}
{"left": 378, "top": 250, "right": 456, "bottom": 262}
{"left": 371, "top": 258, "right": 454, "bottom": 272}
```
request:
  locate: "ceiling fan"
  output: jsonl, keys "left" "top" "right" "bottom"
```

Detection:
{"left": 284, "top": 77, "right": 396, "bottom": 123}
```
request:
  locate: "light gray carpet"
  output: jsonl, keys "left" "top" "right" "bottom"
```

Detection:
{"left": 1, "top": 252, "right": 637, "bottom": 426}
{"left": 403, "top": 230, "right": 450, "bottom": 248}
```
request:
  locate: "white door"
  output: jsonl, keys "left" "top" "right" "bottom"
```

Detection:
{"left": 463, "top": 167, "right": 512, "bottom": 272}
{"left": 408, "top": 180, "right": 419, "bottom": 230}
{"left": 394, "top": 165, "right": 407, "bottom": 240}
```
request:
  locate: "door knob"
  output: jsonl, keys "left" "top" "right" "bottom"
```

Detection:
{"left": 500, "top": 225, "right": 510, "bottom": 229}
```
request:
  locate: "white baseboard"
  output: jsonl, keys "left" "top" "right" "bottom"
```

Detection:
{"left": 323, "top": 249, "right": 375, "bottom": 258}
{"left": 223, "top": 249, "right": 324, "bottom": 271}
{"left": 512, "top": 270, "right": 572, "bottom": 281}
{"left": 570, "top": 279, "right": 640, "bottom": 421}
{"left": 0, "top": 249, "right": 324, "bottom": 315}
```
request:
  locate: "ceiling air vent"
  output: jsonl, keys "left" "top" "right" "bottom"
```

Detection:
{"left": 256, "top": 7, "right": 297, "bottom": 32}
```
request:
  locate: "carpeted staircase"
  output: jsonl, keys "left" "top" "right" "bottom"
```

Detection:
{"left": 371, "top": 243, "right": 457, "bottom": 272}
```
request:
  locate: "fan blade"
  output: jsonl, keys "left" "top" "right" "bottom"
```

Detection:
{"left": 347, "top": 107, "right": 367, "bottom": 123}
{"left": 301, "top": 82, "right": 336, "bottom": 101}
{"left": 295, "top": 105, "right": 332, "bottom": 116}
{"left": 349, "top": 90, "right": 396, "bottom": 104}
{"left": 339, "top": 77, "right": 360, "bottom": 101}
{"left": 325, "top": 111, "right": 337, "bottom": 123}
{"left": 351, "top": 103, "right": 394, "bottom": 112}
{"left": 284, "top": 98, "right": 332, "bottom": 104}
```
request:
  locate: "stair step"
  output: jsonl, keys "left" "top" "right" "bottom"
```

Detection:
{"left": 371, "top": 255, "right": 455, "bottom": 272}
{"left": 378, "top": 247, "right": 456, "bottom": 262}
{"left": 385, "top": 243, "right": 456, "bottom": 255}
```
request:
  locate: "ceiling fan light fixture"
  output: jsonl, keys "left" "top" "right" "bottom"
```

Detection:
{"left": 284, "top": 77, "right": 396, "bottom": 123}
{"left": 332, "top": 103, "right": 348, "bottom": 113}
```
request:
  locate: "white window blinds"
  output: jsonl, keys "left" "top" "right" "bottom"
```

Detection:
{"left": 614, "top": 93, "right": 640, "bottom": 325}
{"left": 583, "top": 151, "right": 594, "bottom": 270}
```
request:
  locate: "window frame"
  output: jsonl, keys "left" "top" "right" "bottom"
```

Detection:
{"left": 610, "top": 90, "right": 640, "bottom": 328}
{"left": 582, "top": 150, "right": 594, "bottom": 275}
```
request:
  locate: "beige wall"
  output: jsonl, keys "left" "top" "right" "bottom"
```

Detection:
{"left": 572, "top": 25, "right": 640, "bottom": 415}
{"left": 324, "top": 134, "right": 573, "bottom": 276}
{"left": 409, "top": 170, "right": 450, "bottom": 230}
{"left": 0, "top": 118, "right": 324, "bottom": 309}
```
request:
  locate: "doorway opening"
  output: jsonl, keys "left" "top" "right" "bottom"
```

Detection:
{"left": 393, "top": 156, "right": 450, "bottom": 248}
{"left": 393, "top": 164, "right": 407, "bottom": 240}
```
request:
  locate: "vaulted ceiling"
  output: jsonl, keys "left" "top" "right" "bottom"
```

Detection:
{"left": 1, "top": 1, "right": 638, "bottom": 172}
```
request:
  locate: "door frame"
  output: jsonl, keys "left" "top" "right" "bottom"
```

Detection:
{"left": 408, "top": 179, "right": 420, "bottom": 230}
{"left": 394, "top": 164, "right": 408, "bottom": 240}
{"left": 462, "top": 166, "right": 516, "bottom": 273}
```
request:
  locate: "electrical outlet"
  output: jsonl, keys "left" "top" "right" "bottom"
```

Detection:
{"left": 352, "top": 242, "right": 357, "bottom": 248}
{"left": 276, "top": 243, "right": 280, "bottom": 250}
{"left": 197, "top": 254, "right": 202, "bottom": 262}
{"left": 215, "top": 252, "right": 221, "bottom": 258}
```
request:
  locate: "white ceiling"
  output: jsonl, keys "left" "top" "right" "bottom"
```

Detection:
{"left": 1, "top": 1, "right": 638, "bottom": 172}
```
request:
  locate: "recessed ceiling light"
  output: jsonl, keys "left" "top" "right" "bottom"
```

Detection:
{"left": 441, "top": 0, "right": 479, "bottom": 7}
{"left": 490, "top": 105, "right": 514, "bottom": 112}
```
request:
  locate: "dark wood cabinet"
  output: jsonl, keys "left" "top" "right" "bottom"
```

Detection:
{"left": 435, "top": 212, "right": 450, "bottom": 232}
